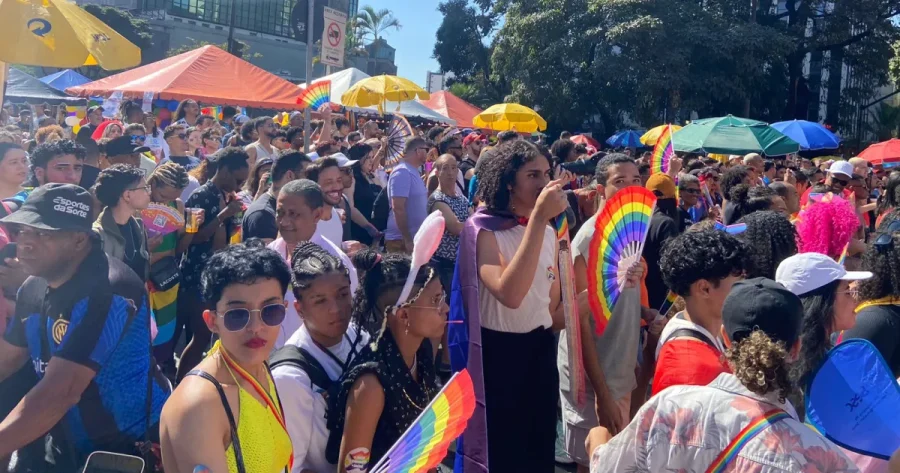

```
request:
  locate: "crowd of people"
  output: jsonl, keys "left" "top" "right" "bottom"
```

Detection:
{"left": 0, "top": 96, "right": 898, "bottom": 473}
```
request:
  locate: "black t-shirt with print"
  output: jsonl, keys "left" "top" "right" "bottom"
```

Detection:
{"left": 181, "top": 181, "right": 229, "bottom": 288}
{"left": 843, "top": 305, "right": 900, "bottom": 377}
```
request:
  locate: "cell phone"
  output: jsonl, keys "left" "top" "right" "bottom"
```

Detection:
{"left": 82, "top": 451, "right": 145, "bottom": 473}
{"left": 0, "top": 243, "right": 17, "bottom": 265}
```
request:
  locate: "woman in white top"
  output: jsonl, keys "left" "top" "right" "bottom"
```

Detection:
{"left": 271, "top": 242, "right": 366, "bottom": 473}
{"left": 474, "top": 140, "right": 570, "bottom": 472}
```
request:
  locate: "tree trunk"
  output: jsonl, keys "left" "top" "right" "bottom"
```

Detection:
{"left": 825, "top": 48, "right": 844, "bottom": 127}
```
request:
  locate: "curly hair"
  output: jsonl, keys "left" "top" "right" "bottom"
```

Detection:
{"left": 728, "top": 185, "right": 777, "bottom": 222}
{"left": 795, "top": 196, "right": 858, "bottom": 259}
{"left": 201, "top": 239, "right": 291, "bottom": 305}
{"left": 725, "top": 330, "right": 794, "bottom": 402}
{"left": 477, "top": 140, "right": 548, "bottom": 212}
{"left": 350, "top": 248, "right": 434, "bottom": 337}
{"left": 30, "top": 139, "right": 86, "bottom": 185}
{"left": 738, "top": 211, "right": 798, "bottom": 279}
{"left": 92, "top": 164, "right": 145, "bottom": 207}
{"left": 148, "top": 161, "right": 189, "bottom": 191}
{"left": 721, "top": 165, "right": 750, "bottom": 198}
{"left": 290, "top": 241, "right": 350, "bottom": 300}
{"left": 34, "top": 125, "right": 65, "bottom": 144}
{"left": 858, "top": 209, "right": 900, "bottom": 301}
{"left": 792, "top": 280, "right": 839, "bottom": 397}
{"left": 660, "top": 229, "right": 747, "bottom": 297}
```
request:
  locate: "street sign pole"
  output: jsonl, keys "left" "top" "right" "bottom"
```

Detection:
{"left": 303, "top": 0, "right": 314, "bottom": 153}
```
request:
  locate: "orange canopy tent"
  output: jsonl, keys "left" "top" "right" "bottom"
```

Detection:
{"left": 418, "top": 90, "right": 482, "bottom": 129}
{"left": 67, "top": 45, "right": 303, "bottom": 110}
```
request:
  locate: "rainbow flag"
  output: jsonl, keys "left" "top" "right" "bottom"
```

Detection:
{"left": 370, "top": 370, "right": 476, "bottom": 473}
{"left": 650, "top": 125, "right": 675, "bottom": 175}
{"left": 658, "top": 290, "right": 677, "bottom": 317}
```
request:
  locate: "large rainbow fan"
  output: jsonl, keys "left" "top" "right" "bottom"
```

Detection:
{"left": 296, "top": 80, "right": 332, "bottom": 110}
{"left": 384, "top": 114, "right": 415, "bottom": 169}
{"left": 370, "top": 370, "right": 476, "bottom": 473}
{"left": 587, "top": 187, "right": 657, "bottom": 335}
{"left": 650, "top": 125, "right": 675, "bottom": 175}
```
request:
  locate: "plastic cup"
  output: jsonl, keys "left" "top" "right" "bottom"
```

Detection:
{"left": 186, "top": 208, "right": 201, "bottom": 233}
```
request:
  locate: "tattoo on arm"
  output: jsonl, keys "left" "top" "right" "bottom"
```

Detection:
{"left": 344, "top": 447, "right": 371, "bottom": 473}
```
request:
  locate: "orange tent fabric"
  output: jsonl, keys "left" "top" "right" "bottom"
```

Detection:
{"left": 418, "top": 90, "right": 482, "bottom": 129}
{"left": 67, "top": 45, "right": 303, "bottom": 110}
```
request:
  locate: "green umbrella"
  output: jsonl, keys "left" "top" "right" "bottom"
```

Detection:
{"left": 673, "top": 114, "right": 800, "bottom": 156}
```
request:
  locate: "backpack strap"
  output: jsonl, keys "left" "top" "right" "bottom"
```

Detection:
{"left": 186, "top": 370, "right": 246, "bottom": 473}
{"left": 665, "top": 328, "right": 719, "bottom": 351}
{"left": 705, "top": 408, "right": 789, "bottom": 473}
{"left": 269, "top": 345, "right": 334, "bottom": 392}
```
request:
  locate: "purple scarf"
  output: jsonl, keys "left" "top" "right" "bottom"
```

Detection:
{"left": 448, "top": 208, "right": 519, "bottom": 473}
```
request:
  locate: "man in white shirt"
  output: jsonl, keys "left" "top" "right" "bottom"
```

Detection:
{"left": 267, "top": 179, "right": 357, "bottom": 348}
{"left": 305, "top": 156, "right": 347, "bottom": 244}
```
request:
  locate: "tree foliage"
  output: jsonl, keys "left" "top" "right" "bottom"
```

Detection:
{"left": 890, "top": 40, "right": 900, "bottom": 86}
{"left": 437, "top": 0, "right": 898, "bottom": 137}
{"left": 355, "top": 6, "right": 401, "bottom": 44}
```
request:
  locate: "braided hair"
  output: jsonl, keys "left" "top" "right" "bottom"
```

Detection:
{"left": 148, "top": 161, "right": 189, "bottom": 191}
{"left": 350, "top": 249, "right": 435, "bottom": 339}
{"left": 290, "top": 241, "right": 350, "bottom": 299}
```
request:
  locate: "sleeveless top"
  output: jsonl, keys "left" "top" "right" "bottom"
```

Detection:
{"left": 246, "top": 142, "right": 276, "bottom": 162}
{"left": 478, "top": 224, "right": 556, "bottom": 333}
{"left": 212, "top": 342, "right": 293, "bottom": 473}
{"left": 325, "top": 330, "right": 437, "bottom": 466}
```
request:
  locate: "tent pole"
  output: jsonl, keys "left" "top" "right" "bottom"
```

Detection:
{"left": 303, "top": 0, "right": 315, "bottom": 153}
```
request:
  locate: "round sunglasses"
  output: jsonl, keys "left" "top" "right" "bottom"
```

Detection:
{"left": 213, "top": 303, "right": 287, "bottom": 332}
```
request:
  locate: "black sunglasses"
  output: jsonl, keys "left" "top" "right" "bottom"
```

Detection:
{"left": 833, "top": 178, "right": 849, "bottom": 187}
{"left": 681, "top": 188, "right": 702, "bottom": 195}
{"left": 214, "top": 303, "right": 287, "bottom": 331}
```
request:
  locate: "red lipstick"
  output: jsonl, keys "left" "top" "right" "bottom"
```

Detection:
{"left": 244, "top": 337, "right": 267, "bottom": 349}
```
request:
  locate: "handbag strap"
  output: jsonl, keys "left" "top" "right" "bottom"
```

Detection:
{"left": 186, "top": 370, "right": 247, "bottom": 473}
{"left": 705, "top": 407, "right": 790, "bottom": 473}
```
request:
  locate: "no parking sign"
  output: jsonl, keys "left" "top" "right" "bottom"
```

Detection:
{"left": 321, "top": 7, "right": 346, "bottom": 68}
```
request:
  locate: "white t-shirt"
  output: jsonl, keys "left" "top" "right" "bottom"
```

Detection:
{"left": 180, "top": 176, "right": 201, "bottom": 203}
{"left": 272, "top": 324, "right": 369, "bottom": 473}
{"left": 267, "top": 236, "right": 358, "bottom": 349}
{"left": 313, "top": 207, "right": 343, "bottom": 244}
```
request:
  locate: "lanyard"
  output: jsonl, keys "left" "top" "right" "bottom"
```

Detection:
{"left": 215, "top": 342, "right": 294, "bottom": 471}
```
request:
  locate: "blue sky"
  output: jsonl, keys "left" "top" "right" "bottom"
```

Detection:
{"left": 360, "top": 0, "right": 442, "bottom": 87}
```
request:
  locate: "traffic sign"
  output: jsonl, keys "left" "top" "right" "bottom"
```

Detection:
{"left": 321, "top": 7, "right": 346, "bottom": 68}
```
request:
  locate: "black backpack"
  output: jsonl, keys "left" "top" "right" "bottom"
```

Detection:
{"left": 269, "top": 345, "right": 337, "bottom": 397}
{"left": 371, "top": 185, "right": 391, "bottom": 232}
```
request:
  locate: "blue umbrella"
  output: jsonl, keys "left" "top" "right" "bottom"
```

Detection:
{"left": 606, "top": 130, "right": 645, "bottom": 148}
{"left": 770, "top": 120, "right": 840, "bottom": 151}
{"left": 38, "top": 69, "right": 91, "bottom": 92}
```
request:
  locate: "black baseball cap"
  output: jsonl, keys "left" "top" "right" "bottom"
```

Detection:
{"left": 723, "top": 277, "right": 803, "bottom": 347}
{"left": 87, "top": 105, "right": 104, "bottom": 114}
{"left": 106, "top": 135, "right": 150, "bottom": 157}
{"left": 0, "top": 184, "right": 94, "bottom": 232}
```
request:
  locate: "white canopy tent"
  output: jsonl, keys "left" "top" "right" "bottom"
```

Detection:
{"left": 300, "top": 68, "right": 455, "bottom": 125}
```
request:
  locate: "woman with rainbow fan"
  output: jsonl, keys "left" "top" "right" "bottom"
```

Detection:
{"left": 325, "top": 245, "right": 448, "bottom": 473}
{"left": 159, "top": 242, "right": 293, "bottom": 473}
{"left": 587, "top": 278, "right": 860, "bottom": 473}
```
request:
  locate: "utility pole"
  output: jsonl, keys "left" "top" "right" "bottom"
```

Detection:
{"left": 303, "top": 0, "right": 315, "bottom": 153}
{"left": 227, "top": 0, "right": 237, "bottom": 54}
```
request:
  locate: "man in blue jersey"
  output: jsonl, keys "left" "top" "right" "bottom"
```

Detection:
{"left": 0, "top": 184, "right": 170, "bottom": 471}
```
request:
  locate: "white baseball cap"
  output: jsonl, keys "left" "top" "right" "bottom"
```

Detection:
{"left": 827, "top": 160, "right": 854, "bottom": 179}
{"left": 775, "top": 252, "right": 871, "bottom": 296}
{"left": 331, "top": 153, "right": 358, "bottom": 169}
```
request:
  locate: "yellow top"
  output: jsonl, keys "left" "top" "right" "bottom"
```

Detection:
{"left": 221, "top": 356, "right": 292, "bottom": 473}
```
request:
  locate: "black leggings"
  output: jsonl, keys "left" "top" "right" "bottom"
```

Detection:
{"left": 482, "top": 326, "right": 558, "bottom": 473}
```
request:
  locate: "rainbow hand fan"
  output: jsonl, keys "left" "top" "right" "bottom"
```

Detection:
{"left": 587, "top": 186, "right": 657, "bottom": 336}
{"left": 556, "top": 215, "right": 586, "bottom": 407}
{"left": 650, "top": 125, "right": 675, "bottom": 175}
{"left": 296, "top": 80, "right": 332, "bottom": 110}
{"left": 141, "top": 203, "right": 185, "bottom": 238}
{"left": 370, "top": 370, "right": 476, "bottom": 473}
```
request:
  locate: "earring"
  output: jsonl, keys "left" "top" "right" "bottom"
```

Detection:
{"left": 405, "top": 320, "right": 410, "bottom": 335}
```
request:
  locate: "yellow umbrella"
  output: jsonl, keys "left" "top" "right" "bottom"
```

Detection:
{"left": 472, "top": 103, "right": 547, "bottom": 133}
{"left": 640, "top": 124, "right": 683, "bottom": 146}
{"left": 341, "top": 75, "right": 430, "bottom": 113}
{"left": 0, "top": 0, "right": 140, "bottom": 70}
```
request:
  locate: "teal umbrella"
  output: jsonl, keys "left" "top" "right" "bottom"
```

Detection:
{"left": 673, "top": 114, "right": 800, "bottom": 156}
